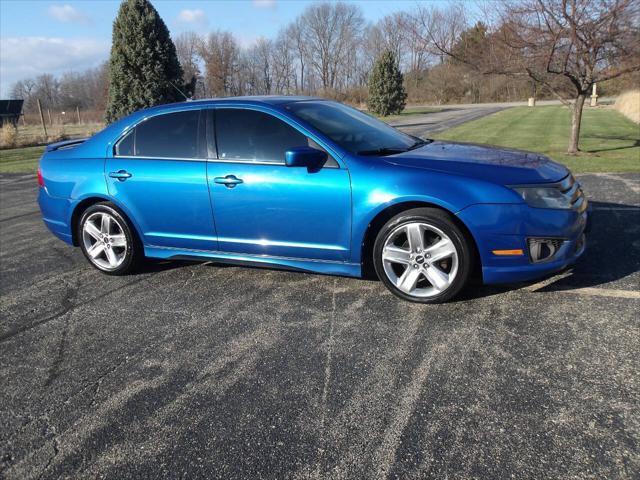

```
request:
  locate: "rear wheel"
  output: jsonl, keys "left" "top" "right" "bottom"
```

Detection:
{"left": 78, "top": 203, "right": 141, "bottom": 275}
{"left": 373, "top": 208, "right": 473, "bottom": 303}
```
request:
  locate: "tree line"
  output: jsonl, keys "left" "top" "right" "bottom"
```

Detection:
{"left": 9, "top": 0, "right": 639, "bottom": 153}
{"left": 10, "top": 67, "right": 109, "bottom": 115}
{"left": 12, "top": 1, "right": 631, "bottom": 114}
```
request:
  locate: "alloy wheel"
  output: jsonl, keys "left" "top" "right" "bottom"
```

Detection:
{"left": 381, "top": 222, "right": 459, "bottom": 298}
{"left": 82, "top": 212, "right": 128, "bottom": 270}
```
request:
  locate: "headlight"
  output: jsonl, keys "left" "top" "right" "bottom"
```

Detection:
{"left": 512, "top": 186, "right": 573, "bottom": 209}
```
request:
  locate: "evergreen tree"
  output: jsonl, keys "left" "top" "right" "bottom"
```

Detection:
{"left": 367, "top": 51, "right": 407, "bottom": 116}
{"left": 105, "top": 0, "right": 185, "bottom": 123}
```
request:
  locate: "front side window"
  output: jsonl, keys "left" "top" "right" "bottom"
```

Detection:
{"left": 116, "top": 110, "right": 202, "bottom": 159}
{"left": 215, "top": 109, "right": 309, "bottom": 164}
{"left": 286, "top": 101, "right": 420, "bottom": 155}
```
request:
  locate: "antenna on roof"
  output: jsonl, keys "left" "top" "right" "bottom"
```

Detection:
{"left": 169, "top": 81, "right": 191, "bottom": 102}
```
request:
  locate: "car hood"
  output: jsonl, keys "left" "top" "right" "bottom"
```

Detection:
{"left": 384, "top": 140, "right": 569, "bottom": 185}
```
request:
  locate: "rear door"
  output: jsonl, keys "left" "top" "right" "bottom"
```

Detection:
{"left": 106, "top": 109, "right": 217, "bottom": 251}
{"left": 206, "top": 107, "right": 351, "bottom": 261}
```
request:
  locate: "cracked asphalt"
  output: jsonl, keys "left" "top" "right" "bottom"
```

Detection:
{"left": 1, "top": 172, "right": 639, "bottom": 479}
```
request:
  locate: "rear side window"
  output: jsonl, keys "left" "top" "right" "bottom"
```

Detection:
{"left": 116, "top": 130, "right": 135, "bottom": 156}
{"left": 116, "top": 110, "right": 203, "bottom": 159}
{"left": 215, "top": 109, "right": 309, "bottom": 164}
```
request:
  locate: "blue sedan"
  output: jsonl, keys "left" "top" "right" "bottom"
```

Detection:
{"left": 37, "top": 97, "right": 588, "bottom": 303}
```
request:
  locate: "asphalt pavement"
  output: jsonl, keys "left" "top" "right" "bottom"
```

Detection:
{"left": 388, "top": 106, "right": 506, "bottom": 136}
{"left": 1, "top": 168, "right": 639, "bottom": 479}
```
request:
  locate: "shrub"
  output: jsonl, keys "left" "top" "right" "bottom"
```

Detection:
{"left": 0, "top": 124, "right": 18, "bottom": 148}
{"left": 614, "top": 90, "right": 640, "bottom": 124}
{"left": 367, "top": 50, "right": 407, "bottom": 116}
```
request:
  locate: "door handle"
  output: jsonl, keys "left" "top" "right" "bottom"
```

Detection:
{"left": 214, "top": 175, "right": 243, "bottom": 188}
{"left": 109, "top": 170, "right": 132, "bottom": 181}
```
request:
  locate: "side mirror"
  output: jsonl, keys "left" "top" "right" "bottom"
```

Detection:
{"left": 285, "top": 146, "right": 327, "bottom": 170}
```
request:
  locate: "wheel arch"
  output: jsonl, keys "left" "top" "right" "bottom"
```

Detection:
{"left": 70, "top": 196, "right": 142, "bottom": 247}
{"left": 360, "top": 201, "right": 482, "bottom": 280}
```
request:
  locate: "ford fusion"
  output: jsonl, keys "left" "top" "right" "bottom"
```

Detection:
{"left": 37, "top": 97, "right": 588, "bottom": 303}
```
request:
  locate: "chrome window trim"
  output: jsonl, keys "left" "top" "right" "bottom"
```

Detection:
{"left": 114, "top": 128, "right": 135, "bottom": 157}
{"left": 112, "top": 154, "right": 207, "bottom": 162}
{"left": 209, "top": 157, "right": 284, "bottom": 166}
{"left": 206, "top": 157, "right": 340, "bottom": 168}
{"left": 111, "top": 155, "right": 340, "bottom": 168}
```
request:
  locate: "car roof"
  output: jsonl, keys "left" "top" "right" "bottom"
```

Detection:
{"left": 129, "top": 95, "right": 328, "bottom": 118}
{"left": 173, "top": 95, "right": 326, "bottom": 108}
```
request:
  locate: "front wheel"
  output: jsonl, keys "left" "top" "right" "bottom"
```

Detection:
{"left": 78, "top": 202, "right": 141, "bottom": 275}
{"left": 373, "top": 208, "right": 473, "bottom": 303}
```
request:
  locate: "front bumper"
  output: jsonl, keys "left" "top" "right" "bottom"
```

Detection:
{"left": 457, "top": 203, "right": 589, "bottom": 285}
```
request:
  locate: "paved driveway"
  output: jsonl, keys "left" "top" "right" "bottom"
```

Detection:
{"left": 389, "top": 106, "right": 506, "bottom": 136}
{"left": 1, "top": 173, "right": 639, "bottom": 479}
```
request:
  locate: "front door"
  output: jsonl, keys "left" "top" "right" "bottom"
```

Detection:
{"left": 106, "top": 109, "right": 217, "bottom": 251}
{"left": 207, "top": 108, "right": 351, "bottom": 261}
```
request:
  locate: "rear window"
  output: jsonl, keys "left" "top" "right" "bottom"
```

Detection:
{"left": 116, "top": 110, "right": 203, "bottom": 159}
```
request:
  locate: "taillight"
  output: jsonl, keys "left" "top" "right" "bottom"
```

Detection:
{"left": 37, "top": 167, "right": 45, "bottom": 188}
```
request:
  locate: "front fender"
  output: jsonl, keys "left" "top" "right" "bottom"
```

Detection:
{"left": 348, "top": 158, "right": 524, "bottom": 264}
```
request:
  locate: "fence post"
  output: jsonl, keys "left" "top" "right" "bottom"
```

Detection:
{"left": 76, "top": 106, "right": 81, "bottom": 124}
{"left": 37, "top": 99, "right": 48, "bottom": 138}
{"left": 47, "top": 109, "right": 52, "bottom": 125}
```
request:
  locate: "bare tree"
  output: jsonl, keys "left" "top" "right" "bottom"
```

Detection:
{"left": 272, "top": 30, "right": 296, "bottom": 94}
{"left": 413, "top": 3, "right": 469, "bottom": 64}
{"left": 422, "top": 0, "right": 640, "bottom": 154}
{"left": 175, "top": 31, "right": 202, "bottom": 97}
{"left": 255, "top": 38, "right": 273, "bottom": 94}
{"left": 376, "top": 13, "right": 408, "bottom": 67}
{"left": 287, "top": 18, "right": 308, "bottom": 93}
{"left": 300, "top": 2, "right": 365, "bottom": 91}
{"left": 500, "top": 0, "right": 640, "bottom": 153}
{"left": 9, "top": 79, "right": 37, "bottom": 112}
{"left": 34, "top": 74, "right": 60, "bottom": 109}
{"left": 199, "top": 30, "right": 240, "bottom": 97}
{"left": 402, "top": 13, "right": 432, "bottom": 75}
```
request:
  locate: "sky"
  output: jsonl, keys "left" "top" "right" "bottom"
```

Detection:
{"left": 0, "top": 0, "right": 452, "bottom": 97}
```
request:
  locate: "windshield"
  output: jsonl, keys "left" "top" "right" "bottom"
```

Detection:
{"left": 286, "top": 100, "right": 425, "bottom": 156}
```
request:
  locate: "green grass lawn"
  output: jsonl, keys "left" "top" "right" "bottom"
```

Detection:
{"left": 0, "top": 146, "right": 45, "bottom": 173}
{"left": 435, "top": 106, "right": 640, "bottom": 173}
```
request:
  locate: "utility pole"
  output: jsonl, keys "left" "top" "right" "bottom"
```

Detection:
{"left": 37, "top": 99, "right": 48, "bottom": 138}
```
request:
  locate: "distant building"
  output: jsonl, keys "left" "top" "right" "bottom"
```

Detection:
{"left": 0, "top": 99, "right": 24, "bottom": 127}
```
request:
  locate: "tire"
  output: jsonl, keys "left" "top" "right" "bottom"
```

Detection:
{"left": 373, "top": 207, "right": 473, "bottom": 303}
{"left": 77, "top": 202, "right": 142, "bottom": 275}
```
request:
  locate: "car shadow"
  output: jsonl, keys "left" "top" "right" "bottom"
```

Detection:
{"left": 132, "top": 258, "right": 203, "bottom": 275}
{"left": 130, "top": 200, "right": 638, "bottom": 298}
